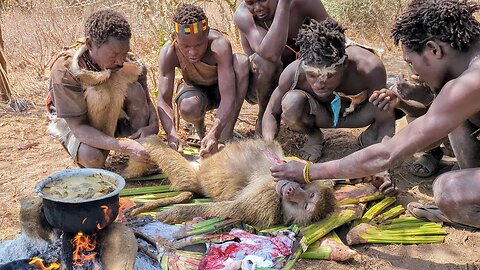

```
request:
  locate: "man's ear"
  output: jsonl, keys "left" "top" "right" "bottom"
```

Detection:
{"left": 425, "top": 40, "right": 443, "bottom": 59}
{"left": 85, "top": 37, "right": 93, "bottom": 49}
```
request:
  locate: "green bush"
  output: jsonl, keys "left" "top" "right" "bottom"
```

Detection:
{"left": 323, "top": 0, "right": 408, "bottom": 46}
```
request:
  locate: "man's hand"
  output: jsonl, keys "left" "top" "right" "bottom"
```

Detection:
{"left": 120, "top": 139, "right": 151, "bottom": 163}
{"left": 350, "top": 172, "right": 398, "bottom": 196}
{"left": 270, "top": 160, "right": 306, "bottom": 183}
{"left": 369, "top": 88, "right": 400, "bottom": 111}
{"left": 167, "top": 134, "right": 183, "bottom": 153}
{"left": 129, "top": 126, "right": 157, "bottom": 140}
{"left": 199, "top": 134, "right": 219, "bottom": 158}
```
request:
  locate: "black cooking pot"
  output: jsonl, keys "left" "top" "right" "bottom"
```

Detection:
{"left": 35, "top": 168, "right": 125, "bottom": 233}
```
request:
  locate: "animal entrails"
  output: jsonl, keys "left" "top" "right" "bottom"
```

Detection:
{"left": 126, "top": 136, "right": 336, "bottom": 227}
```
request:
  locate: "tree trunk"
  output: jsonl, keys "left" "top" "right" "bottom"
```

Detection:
{"left": 0, "top": 25, "right": 13, "bottom": 103}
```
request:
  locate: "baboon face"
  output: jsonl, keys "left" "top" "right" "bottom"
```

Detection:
{"left": 276, "top": 180, "right": 332, "bottom": 225}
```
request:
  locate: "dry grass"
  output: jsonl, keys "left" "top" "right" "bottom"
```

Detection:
{"left": 0, "top": 0, "right": 408, "bottom": 104}
{"left": 0, "top": 0, "right": 238, "bottom": 104}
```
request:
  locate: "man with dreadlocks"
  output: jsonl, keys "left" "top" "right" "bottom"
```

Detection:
{"left": 47, "top": 9, "right": 159, "bottom": 168}
{"left": 263, "top": 19, "right": 395, "bottom": 161}
{"left": 234, "top": 0, "right": 330, "bottom": 134}
{"left": 157, "top": 4, "right": 249, "bottom": 157}
{"left": 271, "top": 0, "right": 480, "bottom": 229}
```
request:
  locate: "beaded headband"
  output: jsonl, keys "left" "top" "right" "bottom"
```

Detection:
{"left": 174, "top": 18, "right": 209, "bottom": 35}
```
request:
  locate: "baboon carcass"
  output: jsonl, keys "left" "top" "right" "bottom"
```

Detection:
{"left": 130, "top": 136, "right": 336, "bottom": 227}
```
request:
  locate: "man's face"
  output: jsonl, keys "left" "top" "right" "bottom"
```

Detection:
{"left": 303, "top": 62, "right": 344, "bottom": 98}
{"left": 402, "top": 45, "right": 440, "bottom": 90}
{"left": 176, "top": 31, "right": 209, "bottom": 64}
{"left": 88, "top": 37, "right": 130, "bottom": 71}
{"left": 244, "top": 0, "right": 278, "bottom": 22}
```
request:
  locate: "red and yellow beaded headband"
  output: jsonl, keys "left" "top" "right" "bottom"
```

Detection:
{"left": 174, "top": 18, "right": 209, "bottom": 35}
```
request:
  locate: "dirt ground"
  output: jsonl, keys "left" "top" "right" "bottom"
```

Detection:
{"left": 0, "top": 57, "right": 479, "bottom": 269}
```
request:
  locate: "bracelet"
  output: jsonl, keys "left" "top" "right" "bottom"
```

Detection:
{"left": 303, "top": 162, "right": 312, "bottom": 184}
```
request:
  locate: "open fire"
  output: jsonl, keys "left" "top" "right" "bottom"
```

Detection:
{"left": 71, "top": 232, "right": 100, "bottom": 269}
{"left": 28, "top": 257, "right": 60, "bottom": 270}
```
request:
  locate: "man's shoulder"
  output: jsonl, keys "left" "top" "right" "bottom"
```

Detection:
{"left": 50, "top": 49, "right": 81, "bottom": 89}
{"left": 454, "top": 63, "right": 480, "bottom": 91}
{"left": 210, "top": 30, "right": 231, "bottom": 48}
{"left": 233, "top": 3, "right": 253, "bottom": 28}
{"left": 348, "top": 46, "right": 385, "bottom": 74}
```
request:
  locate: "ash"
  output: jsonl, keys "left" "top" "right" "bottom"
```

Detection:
{"left": 0, "top": 221, "right": 181, "bottom": 270}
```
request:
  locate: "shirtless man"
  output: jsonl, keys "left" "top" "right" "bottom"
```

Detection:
{"left": 371, "top": 76, "right": 453, "bottom": 178}
{"left": 263, "top": 19, "right": 395, "bottom": 161}
{"left": 157, "top": 4, "right": 249, "bottom": 157}
{"left": 234, "top": 0, "right": 329, "bottom": 133}
{"left": 47, "top": 9, "right": 158, "bottom": 168}
{"left": 271, "top": 0, "right": 480, "bottom": 228}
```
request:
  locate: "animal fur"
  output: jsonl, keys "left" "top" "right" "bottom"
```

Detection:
{"left": 339, "top": 90, "right": 368, "bottom": 117}
{"left": 127, "top": 136, "right": 336, "bottom": 227}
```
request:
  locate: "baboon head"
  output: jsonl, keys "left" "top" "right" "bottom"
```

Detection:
{"left": 276, "top": 180, "right": 336, "bottom": 226}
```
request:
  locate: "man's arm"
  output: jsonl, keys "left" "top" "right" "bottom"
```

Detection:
{"left": 204, "top": 38, "right": 236, "bottom": 141}
{"left": 271, "top": 70, "right": 480, "bottom": 182}
{"left": 133, "top": 69, "right": 159, "bottom": 137}
{"left": 262, "top": 61, "right": 296, "bottom": 141}
{"left": 301, "top": 0, "right": 330, "bottom": 23}
{"left": 157, "top": 42, "right": 182, "bottom": 150}
{"left": 65, "top": 116, "right": 150, "bottom": 162}
{"left": 233, "top": 0, "right": 292, "bottom": 62}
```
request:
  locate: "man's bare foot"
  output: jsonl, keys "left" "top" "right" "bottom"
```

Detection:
{"left": 299, "top": 130, "right": 325, "bottom": 162}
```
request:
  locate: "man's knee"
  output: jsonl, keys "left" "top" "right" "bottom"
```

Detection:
{"left": 126, "top": 82, "right": 147, "bottom": 105}
{"left": 234, "top": 53, "right": 250, "bottom": 80}
{"left": 77, "top": 144, "right": 107, "bottom": 168}
{"left": 281, "top": 94, "right": 312, "bottom": 131}
{"left": 433, "top": 172, "right": 463, "bottom": 211}
{"left": 250, "top": 53, "right": 280, "bottom": 78}
{"left": 178, "top": 95, "right": 205, "bottom": 122}
{"left": 233, "top": 53, "right": 249, "bottom": 97}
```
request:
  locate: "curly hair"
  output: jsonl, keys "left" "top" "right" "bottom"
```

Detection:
{"left": 173, "top": 4, "right": 207, "bottom": 24}
{"left": 84, "top": 9, "right": 131, "bottom": 45}
{"left": 296, "top": 19, "right": 346, "bottom": 67}
{"left": 392, "top": 0, "right": 480, "bottom": 52}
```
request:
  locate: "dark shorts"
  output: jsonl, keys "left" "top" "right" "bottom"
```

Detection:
{"left": 174, "top": 82, "right": 221, "bottom": 111}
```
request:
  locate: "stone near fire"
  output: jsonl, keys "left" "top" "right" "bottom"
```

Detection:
{"left": 20, "top": 197, "right": 56, "bottom": 242}
{"left": 99, "top": 223, "right": 138, "bottom": 270}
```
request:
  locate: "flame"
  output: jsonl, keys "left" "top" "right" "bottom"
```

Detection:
{"left": 71, "top": 232, "right": 98, "bottom": 267}
{"left": 28, "top": 257, "right": 60, "bottom": 270}
{"left": 115, "top": 198, "right": 136, "bottom": 223}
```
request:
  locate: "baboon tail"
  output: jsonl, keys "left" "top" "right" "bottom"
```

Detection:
{"left": 140, "top": 135, "right": 200, "bottom": 193}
